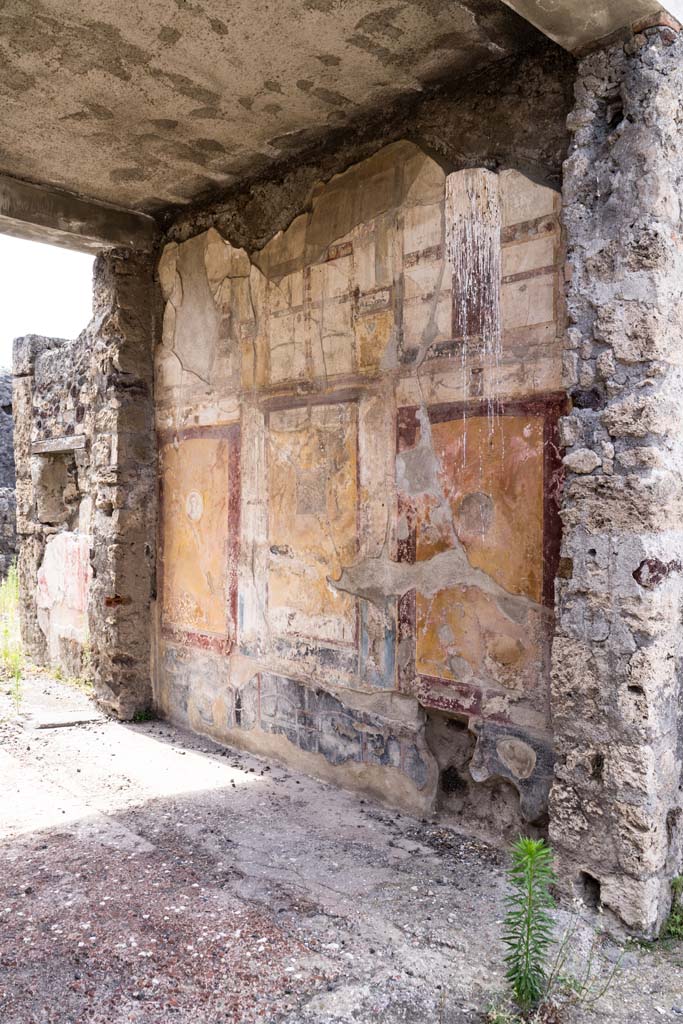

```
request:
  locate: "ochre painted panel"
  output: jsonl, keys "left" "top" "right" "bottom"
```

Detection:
{"left": 267, "top": 403, "right": 358, "bottom": 645}
{"left": 415, "top": 412, "right": 545, "bottom": 690}
{"left": 161, "top": 436, "right": 230, "bottom": 638}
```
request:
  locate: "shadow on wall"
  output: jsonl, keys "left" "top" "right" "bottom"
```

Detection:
{"left": 426, "top": 712, "right": 548, "bottom": 842}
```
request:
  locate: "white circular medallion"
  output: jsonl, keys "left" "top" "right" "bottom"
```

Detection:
{"left": 185, "top": 490, "right": 204, "bottom": 522}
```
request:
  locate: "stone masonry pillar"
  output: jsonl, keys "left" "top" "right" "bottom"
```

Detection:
{"left": 550, "top": 24, "right": 683, "bottom": 935}
{"left": 88, "top": 250, "right": 158, "bottom": 719}
{"left": 12, "top": 341, "right": 49, "bottom": 665}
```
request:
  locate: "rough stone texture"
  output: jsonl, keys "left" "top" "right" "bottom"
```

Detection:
{"left": 0, "top": 488, "right": 15, "bottom": 579}
{"left": 0, "top": 372, "right": 14, "bottom": 489}
{"left": 154, "top": 140, "right": 566, "bottom": 825}
{"left": 165, "top": 41, "right": 574, "bottom": 245}
{"left": 13, "top": 253, "right": 158, "bottom": 712}
{"left": 0, "top": 0, "right": 549, "bottom": 213}
{"left": 0, "top": 371, "right": 16, "bottom": 577}
{"left": 12, "top": 335, "right": 79, "bottom": 664}
{"left": 86, "top": 251, "right": 158, "bottom": 718}
{"left": 13, "top": 330, "right": 100, "bottom": 674}
{"left": 550, "top": 27, "right": 683, "bottom": 936}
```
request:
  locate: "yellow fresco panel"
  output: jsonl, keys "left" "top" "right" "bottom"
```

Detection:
{"left": 268, "top": 403, "right": 358, "bottom": 644}
{"left": 415, "top": 413, "right": 545, "bottom": 688}
{"left": 161, "top": 436, "right": 230, "bottom": 636}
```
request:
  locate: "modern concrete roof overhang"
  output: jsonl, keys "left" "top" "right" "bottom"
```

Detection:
{"left": 501, "top": 0, "right": 683, "bottom": 51}
{"left": 0, "top": 0, "right": 680, "bottom": 253}
{"left": 0, "top": 175, "right": 157, "bottom": 254}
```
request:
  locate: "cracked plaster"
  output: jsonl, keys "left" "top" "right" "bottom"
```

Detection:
{"left": 154, "top": 140, "right": 564, "bottom": 827}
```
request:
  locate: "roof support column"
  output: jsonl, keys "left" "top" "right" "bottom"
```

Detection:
{"left": 550, "top": 25, "right": 683, "bottom": 935}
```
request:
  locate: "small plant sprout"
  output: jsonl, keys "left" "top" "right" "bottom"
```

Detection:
{"left": 502, "top": 837, "right": 556, "bottom": 1013}
{"left": 498, "top": 838, "right": 624, "bottom": 1020}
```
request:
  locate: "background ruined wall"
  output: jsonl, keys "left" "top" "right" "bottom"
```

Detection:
{"left": 551, "top": 25, "right": 683, "bottom": 935}
{"left": 13, "top": 252, "right": 158, "bottom": 709}
{"left": 0, "top": 372, "right": 16, "bottom": 578}
{"left": 13, "top": 332, "right": 94, "bottom": 673}
{"left": 154, "top": 139, "right": 565, "bottom": 825}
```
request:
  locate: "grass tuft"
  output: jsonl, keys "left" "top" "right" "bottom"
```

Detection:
{"left": 0, "top": 563, "right": 23, "bottom": 707}
{"left": 662, "top": 877, "right": 683, "bottom": 941}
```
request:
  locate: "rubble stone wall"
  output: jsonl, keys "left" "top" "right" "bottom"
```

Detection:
{"left": 13, "top": 331, "right": 95, "bottom": 674}
{"left": 13, "top": 251, "right": 157, "bottom": 711}
{"left": 551, "top": 26, "right": 683, "bottom": 935}
{"left": 0, "top": 372, "right": 16, "bottom": 578}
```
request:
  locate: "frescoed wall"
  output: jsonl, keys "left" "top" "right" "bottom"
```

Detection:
{"left": 159, "top": 428, "right": 239, "bottom": 651}
{"left": 154, "top": 140, "right": 565, "bottom": 822}
{"left": 267, "top": 403, "right": 358, "bottom": 647}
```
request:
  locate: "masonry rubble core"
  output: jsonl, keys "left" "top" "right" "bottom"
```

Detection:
{"left": 5, "top": 0, "right": 683, "bottom": 939}
{"left": 0, "top": 371, "right": 16, "bottom": 576}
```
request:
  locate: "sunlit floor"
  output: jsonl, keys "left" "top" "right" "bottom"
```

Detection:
{"left": 0, "top": 675, "right": 680, "bottom": 1024}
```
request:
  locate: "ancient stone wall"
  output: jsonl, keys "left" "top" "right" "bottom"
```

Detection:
{"left": 154, "top": 140, "right": 565, "bottom": 824}
{"left": 8, "top": 15, "right": 681, "bottom": 937}
{"left": 87, "top": 250, "right": 158, "bottom": 718}
{"left": 0, "top": 371, "right": 16, "bottom": 577}
{"left": 551, "top": 26, "right": 683, "bottom": 935}
{"left": 13, "top": 332, "right": 94, "bottom": 673}
{"left": 153, "top": 39, "right": 575, "bottom": 828}
{"left": 13, "top": 252, "right": 157, "bottom": 710}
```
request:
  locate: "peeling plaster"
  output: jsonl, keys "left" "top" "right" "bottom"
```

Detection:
{"left": 154, "top": 139, "right": 564, "bottom": 823}
{"left": 332, "top": 542, "right": 538, "bottom": 625}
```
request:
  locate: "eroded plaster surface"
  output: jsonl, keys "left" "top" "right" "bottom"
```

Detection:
{"left": 154, "top": 140, "right": 565, "bottom": 823}
{"left": 36, "top": 531, "right": 90, "bottom": 665}
{"left": 0, "top": 372, "right": 16, "bottom": 577}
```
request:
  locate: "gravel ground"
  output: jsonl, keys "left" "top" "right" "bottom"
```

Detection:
{"left": 0, "top": 673, "right": 681, "bottom": 1023}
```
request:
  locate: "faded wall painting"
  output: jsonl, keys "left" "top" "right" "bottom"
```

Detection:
{"left": 159, "top": 428, "right": 240, "bottom": 650}
{"left": 154, "top": 140, "right": 565, "bottom": 819}
{"left": 267, "top": 402, "right": 358, "bottom": 647}
{"left": 397, "top": 400, "right": 562, "bottom": 726}
{"left": 36, "top": 531, "right": 91, "bottom": 669}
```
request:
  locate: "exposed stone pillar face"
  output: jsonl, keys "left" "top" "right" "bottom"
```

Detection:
{"left": 551, "top": 28, "right": 683, "bottom": 935}
{"left": 88, "top": 250, "right": 158, "bottom": 719}
{"left": 0, "top": 372, "right": 17, "bottom": 579}
{"left": 12, "top": 337, "right": 59, "bottom": 664}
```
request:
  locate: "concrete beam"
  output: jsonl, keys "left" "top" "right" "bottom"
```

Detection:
{"left": 0, "top": 174, "right": 157, "bottom": 254}
{"left": 499, "top": 1, "right": 683, "bottom": 52}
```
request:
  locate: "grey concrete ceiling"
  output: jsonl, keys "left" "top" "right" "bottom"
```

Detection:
{"left": 0, "top": 0, "right": 542, "bottom": 215}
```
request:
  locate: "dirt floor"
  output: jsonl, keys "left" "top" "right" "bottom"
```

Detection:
{"left": 1, "top": 674, "right": 681, "bottom": 1024}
